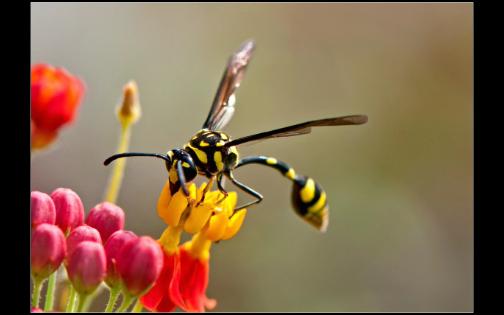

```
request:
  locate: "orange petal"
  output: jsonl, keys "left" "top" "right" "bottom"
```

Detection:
{"left": 183, "top": 203, "right": 213, "bottom": 234}
{"left": 156, "top": 181, "right": 172, "bottom": 224}
{"left": 221, "top": 209, "right": 247, "bottom": 240}
{"left": 204, "top": 212, "right": 229, "bottom": 241}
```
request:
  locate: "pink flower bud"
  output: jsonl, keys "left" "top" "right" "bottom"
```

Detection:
{"left": 85, "top": 202, "right": 125, "bottom": 243}
{"left": 66, "top": 225, "right": 102, "bottom": 260}
{"left": 117, "top": 236, "right": 163, "bottom": 296}
{"left": 104, "top": 230, "right": 138, "bottom": 288}
{"left": 31, "top": 307, "right": 43, "bottom": 312}
{"left": 51, "top": 188, "right": 84, "bottom": 234}
{"left": 31, "top": 191, "right": 56, "bottom": 229}
{"left": 67, "top": 241, "right": 106, "bottom": 295}
{"left": 31, "top": 223, "right": 66, "bottom": 280}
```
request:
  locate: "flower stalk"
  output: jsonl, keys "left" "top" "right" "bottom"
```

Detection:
{"left": 104, "top": 125, "right": 131, "bottom": 203}
{"left": 131, "top": 299, "right": 143, "bottom": 313}
{"left": 76, "top": 293, "right": 89, "bottom": 312}
{"left": 43, "top": 270, "right": 57, "bottom": 311}
{"left": 65, "top": 285, "right": 77, "bottom": 312}
{"left": 104, "top": 285, "right": 121, "bottom": 312}
{"left": 104, "top": 81, "right": 141, "bottom": 204}
{"left": 117, "top": 293, "right": 135, "bottom": 312}
{"left": 31, "top": 278, "right": 44, "bottom": 308}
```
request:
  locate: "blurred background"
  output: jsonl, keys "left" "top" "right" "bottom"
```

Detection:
{"left": 31, "top": 3, "right": 473, "bottom": 312}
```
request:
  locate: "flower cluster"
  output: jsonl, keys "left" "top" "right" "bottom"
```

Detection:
{"left": 140, "top": 179, "right": 248, "bottom": 312}
{"left": 30, "top": 62, "right": 252, "bottom": 313}
{"left": 31, "top": 189, "right": 164, "bottom": 312}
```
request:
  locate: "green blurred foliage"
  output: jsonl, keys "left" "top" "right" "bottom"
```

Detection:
{"left": 31, "top": 3, "right": 472, "bottom": 312}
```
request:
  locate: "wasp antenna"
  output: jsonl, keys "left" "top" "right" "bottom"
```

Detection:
{"left": 103, "top": 152, "right": 171, "bottom": 166}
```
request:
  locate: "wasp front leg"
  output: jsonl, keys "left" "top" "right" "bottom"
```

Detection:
{"left": 215, "top": 173, "right": 229, "bottom": 204}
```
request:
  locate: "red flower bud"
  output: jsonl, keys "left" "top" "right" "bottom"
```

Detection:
{"left": 66, "top": 225, "right": 102, "bottom": 260}
{"left": 104, "top": 230, "right": 137, "bottom": 288}
{"left": 31, "top": 223, "right": 66, "bottom": 280}
{"left": 31, "top": 191, "right": 56, "bottom": 229}
{"left": 51, "top": 188, "right": 84, "bottom": 235}
{"left": 31, "top": 64, "right": 85, "bottom": 150}
{"left": 85, "top": 202, "right": 125, "bottom": 243}
{"left": 31, "top": 307, "right": 43, "bottom": 312}
{"left": 67, "top": 241, "right": 106, "bottom": 295}
{"left": 116, "top": 236, "right": 163, "bottom": 297}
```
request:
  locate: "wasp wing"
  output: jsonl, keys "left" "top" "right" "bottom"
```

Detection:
{"left": 225, "top": 115, "right": 368, "bottom": 147}
{"left": 202, "top": 40, "right": 255, "bottom": 131}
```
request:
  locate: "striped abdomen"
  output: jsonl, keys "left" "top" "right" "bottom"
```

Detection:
{"left": 236, "top": 156, "right": 329, "bottom": 232}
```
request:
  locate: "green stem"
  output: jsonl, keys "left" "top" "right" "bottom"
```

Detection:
{"left": 104, "top": 286, "right": 121, "bottom": 312}
{"left": 31, "top": 278, "right": 44, "bottom": 308}
{"left": 81, "top": 284, "right": 104, "bottom": 311}
{"left": 131, "top": 299, "right": 143, "bottom": 313}
{"left": 76, "top": 293, "right": 89, "bottom": 312}
{"left": 43, "top": 270, "right": 57, "bottom": 311}
{"left": 104, "top": 125, "right": 131, "bottom": 203}
{"left": 65, "top": 285, "right": 77, "bottom": 312}
{"left": 117, "top": 293, "right": 134, "bottom": 312}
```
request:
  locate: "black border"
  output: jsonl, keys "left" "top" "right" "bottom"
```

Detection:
{"left": 7, "top": 1, "right": 30, "bottom": 313}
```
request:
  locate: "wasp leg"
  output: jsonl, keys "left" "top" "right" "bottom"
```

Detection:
{"left": 176, "top": 160, "right": 190, "bottom": 196}
{"left": 235, "top": 156, "right": 298, "bottom": 181}
{"left": 196, "top": 176, "right": 215, "bottom": 205}
{"left": 216, "top": 173, "right": 229, "bottom": 204}
{"left": 225, "top": 171, "right": 263, "bottom": 213}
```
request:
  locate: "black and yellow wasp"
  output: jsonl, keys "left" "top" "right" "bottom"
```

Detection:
{"left": 104, "top": 40, "right": 367, "bottom": 232}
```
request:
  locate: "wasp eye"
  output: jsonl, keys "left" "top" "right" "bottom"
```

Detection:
{"left": 182, "top": 162, "right": 197, "bottom": 182}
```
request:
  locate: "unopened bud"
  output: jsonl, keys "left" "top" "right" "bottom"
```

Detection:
{"left": 31, "top": 191, "right": 56, "bottom": 229}
{"left": 117, "top": 236, "right": 163, "bottom": 296}
{"left": 104, "top": 230, "right": 138, "bottom": 288}
{"left": 51, "top": 188, "right": 84, "bottom": 235}
{"left": 67, "top": 241, "right": 107, "bottom": 295}
{"left": 66, "top": 225, "right": 102, "bottom": 260}
{"left": 86, "top": 202, "right": 125, "bottom": 243}
{"left": 117, "top": 81, "right": 141, "bottom": 127}
{"left": 31, "top": 223, "right": 66, "bottom": 280}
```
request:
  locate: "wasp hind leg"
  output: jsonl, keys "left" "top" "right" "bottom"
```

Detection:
{"left": 224, "top": 170, "right": 264, "bottom": 214}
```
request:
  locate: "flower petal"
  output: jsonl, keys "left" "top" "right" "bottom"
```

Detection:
{"left": 183, "top": 203, "right": 214, "bottom": 234}
{"left": 204, "top": 212, "right": 229, "bottom": 241}
{"left": 221, "top": 209, "right": 247, "bottom": 240}
{"left": 141, "top": 251, "right": 179, "bottom": 312}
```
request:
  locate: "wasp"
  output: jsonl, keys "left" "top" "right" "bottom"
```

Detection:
{"left": 104, "top": 40, "right": 367, "bottom": 232}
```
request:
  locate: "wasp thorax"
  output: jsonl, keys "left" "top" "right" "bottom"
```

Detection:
{"left": 184, "top": 129, "right": 239, "bottom": 177}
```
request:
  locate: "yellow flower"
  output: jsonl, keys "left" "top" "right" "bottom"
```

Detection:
{"left": 156, "top": 181, "right": 247, "bottom": 243}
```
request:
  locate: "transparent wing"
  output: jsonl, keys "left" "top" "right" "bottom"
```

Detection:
{"left": 203, "top": 40, "right": 255, "bottom": 131}
{"left": 225, "top": 115, "right": 368, "bottom": 147}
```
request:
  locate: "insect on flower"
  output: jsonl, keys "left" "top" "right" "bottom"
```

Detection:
{"left": 104, "top": 40, "right": 368, "bottom": 232}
